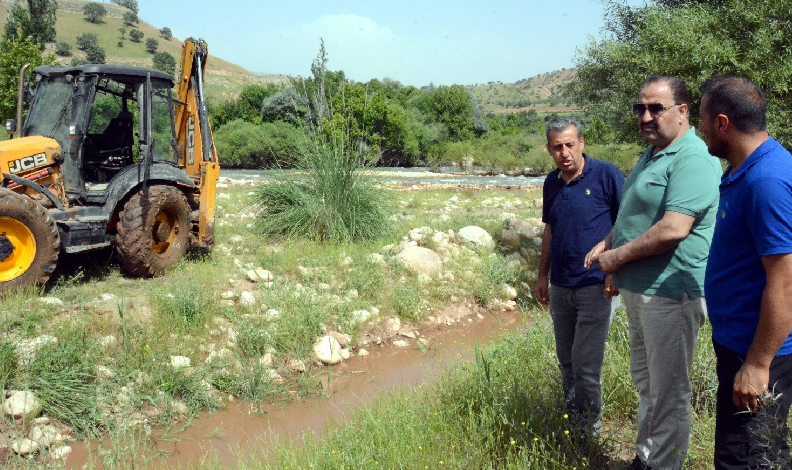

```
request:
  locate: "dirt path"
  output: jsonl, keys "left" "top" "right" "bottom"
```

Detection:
{"left": 66, "top": 308, "right": 527, "bottom": 469}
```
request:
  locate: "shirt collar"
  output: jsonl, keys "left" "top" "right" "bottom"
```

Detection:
{"left": 556, "top": 153, "right": 591, "bottom": 183}
{"left": 722, "top": 137, "right": 779, "bottom": 185}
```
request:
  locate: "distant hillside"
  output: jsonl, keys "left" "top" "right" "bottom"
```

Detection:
{"left": 467, "top": 69, "right": 578, "bottom": 114}
{"left": 0, "top": 0, "right": 288, "bottom": 102}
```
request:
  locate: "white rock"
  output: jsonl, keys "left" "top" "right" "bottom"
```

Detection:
{"left": 265, "top": 308, "right": 280, "bottom": 320}
{"left": 3, "top": 391, "right": 43, "bottom": 419}
{"left": 287, "top": 359, "right": 306, "bottom": 372}
{"left": 387, "top": 316, "right": 403, "bottom": 333}
{"left": 239, "top": 291, "right": 256, "bottom": 306}
{"left": 313, "top": 336, "right": 344, "bottom": 365}
{"left": 15, "top": 335, "right": 58, "bottom": 366}
{"left": 96, "top": 365, "right": 115, "bottom": 380}
{"left": 98, "top": 335, "right": 117, "bottom": 348}
{"left": 329, "top": 331, "right": 352, "bottom": 346}
{"left": 396, "top": 246, "right": 442, "bottom": 277}
{"left": 101, "top": 293, "right": 117, "bottom": 301}
{"left": 255, "top": 268, "right": 273, "bottom": 282}
{"left": 12, "top": 438, "right": 39, "bottom": 456}
{"left": 170, "top": 356, "right": 191, "bottom": 368}
{"left": 393, "top": 340, "right": 410, "bottom": 347}
{"left": 370, "top": 306, "right": 380, "bottom": 316}
{"left": 220, "top": 291, "right": 237, "bottom": 300}
{"left": 369, "top": 253, "right": 386, "bottom": 265}
{"left": 32, "top": 417, "right": 50, "bottom": 425}
{"left": 266, "top": 369, "right": 285, "bottom": 384}
{"left": 340, "top": 348, "right": 351, "bottom": 359}
{"left": 38, "top": 297, "right": 63, "bottom": 306}
{"left": 351, "top": 309, "right": 371, "bottom": 323}
{"left": 50, "top": 445, "right": 72, "bottom": 460}
{"left": 399, "top": 330, "right": 418, "bottom": 339}
{"left": 501, "top": 284, "right": 518, "bottom": 301}
{"left": 357, "top": 348, "right": 370, "bottom": 357}
{"left": 228, "top": 235, "right": 244, "bottom": 245}
{"left": 30, "top": 424, "right": 61, "bottom": 448}
{"left": 458, "top": 226, "right": 495, "bottom": 250}
{"left": 259, "top": 353, "right": 274, "bottom": 367}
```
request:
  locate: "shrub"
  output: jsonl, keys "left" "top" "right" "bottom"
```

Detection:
{"left": 123, "top": 11, "right": 138, "bottom": 26}
{"left": 471, "top": 254, "right": 518, "bottom": 304}
{"left": 55, "top": 41, "right": 71, "bottom": 57}
{"left": 160, "top": 27, "right": 172, "bottom": 40}
{"left": 129, "top": 29, "right": 143, "bottom": 43}
{"left": 76, "top": 33, "right": 98, "bottom": 51}
{"left": 150, "top": 281, "right": 211, "bottom": 333}
{"left": 82, "top": 3, "right": 106, "bottom": 24}
{"left": 253, "top": 136, "right": 393, "bottom": 242}
{"left": 84, "top": 44, "right": 106, "bottom": 64}
{"left": 152, "top": 51, "right": 176, "bottom": 73}
{"left": 145, "top": 37, "right": 158, "bottom": 54}
{"left": 214, "top": 119, "right": 303, "bottom": 168}
{"left": 389, "top": 284, "right": 422, "bottom": 321}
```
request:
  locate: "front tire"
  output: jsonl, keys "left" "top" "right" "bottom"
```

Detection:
{"left": 116, "top": 186, "right": 190, "bottom": 277}
{"left": 0, "top": 190, "right": 60, "bottom": 290}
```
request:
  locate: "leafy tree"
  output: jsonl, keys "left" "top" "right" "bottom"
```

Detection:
{"left": 111, "top": 0, "right": 138, "bottom": 14}
{"left": 84, "top": 44, "right": 105, "bottom": 64}
{"left": 118, "top": 27, "right": 126, "bottom": 38}
{"left": 4, "top": 0, "right": 58, "bottom": 47}
{"left": 568, "top": 0, "right": 792, "bottom": 145}
{"left": 160, "top": 27, "right": 172, "bottom": 40}
{"left": 145, "top": 37, "right": 158, "bottom": 54}
{"left": 76, "top": 33, "right": 98, "bottom": 51}
{"left": 123, "top": 11, "right": 138, "bottom": 26}
{"left": 259, "top": 88, "right": 311, "bottom": 126}
{"left": 152, "top": 51, "right": 176, "bottom": 73}
{"left": 129, "top": 29, "right": 143, "bottom": 43}
{"left": 424, "top": 85, "right": 477, "bottom": 141}
{"left": 55, "top": 41, "right": 71, "bottom": 57}
{"left": 0, "top": 37, "right": 53, "bottom": 120}
{"left": 214, "top": 119, "right": 304, "bottom": 168}
{"left": 82, "top": 3, "right": 106, "bottom": 24}
{"left": 210, "top": 84, "right": 279, "bottom": 127}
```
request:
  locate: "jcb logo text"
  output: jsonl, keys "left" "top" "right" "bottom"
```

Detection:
{"left": 8, "top": 153, "right": 47, "bottom": 174}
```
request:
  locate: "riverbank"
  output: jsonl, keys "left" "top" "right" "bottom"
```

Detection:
{"left": 1, "top": 181, "right": 544, "bottom": 468}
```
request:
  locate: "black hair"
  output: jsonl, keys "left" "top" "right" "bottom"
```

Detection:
{"left": 700, "top": 76, "right": 766, "bottom": 133}
{"left": 642, "top": 75, "right": 690, "bottom": 105}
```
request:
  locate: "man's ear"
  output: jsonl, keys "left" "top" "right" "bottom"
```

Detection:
{"left": 716, "top": 114, "right": 730, "bottom": 133}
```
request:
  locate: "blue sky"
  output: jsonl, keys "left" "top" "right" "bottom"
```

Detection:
{"left": 137, "top": 0, "right": 646, "bottom": 87}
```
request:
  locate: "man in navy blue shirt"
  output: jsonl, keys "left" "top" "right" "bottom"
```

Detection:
{"left": 535, "top": 116, "right": 625, "bottom": 435}
{"left": 701, "top": 76, "right": 792, "bottom": 469}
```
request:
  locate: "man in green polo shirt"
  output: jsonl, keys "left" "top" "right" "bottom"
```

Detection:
{"left": 585, "top": 75, "right": 721, "bottom": 470}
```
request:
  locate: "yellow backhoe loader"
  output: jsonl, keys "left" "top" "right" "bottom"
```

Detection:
{"left": 0, "top": 38, "right": 219, "bottom": 291}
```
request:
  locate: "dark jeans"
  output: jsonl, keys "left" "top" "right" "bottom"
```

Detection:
{"left": 549, "top": 284, "right": 618, "bottom": 434}
{"left": 714, "top": 338, "right": 792, "bottom": 470}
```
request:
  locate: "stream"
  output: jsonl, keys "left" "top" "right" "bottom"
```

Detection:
{"left": 66, "top": 310, "right": 527, "bottom": 468}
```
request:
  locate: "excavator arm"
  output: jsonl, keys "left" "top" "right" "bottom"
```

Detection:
{"left": 173, "top": 38, "right": 219, "bottom": 247}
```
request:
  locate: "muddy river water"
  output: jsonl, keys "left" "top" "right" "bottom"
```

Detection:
{"left": 66, "top": 310, "right": 527, "bottom": 468}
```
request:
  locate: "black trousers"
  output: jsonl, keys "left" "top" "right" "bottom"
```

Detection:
{"left": 714, "top": 338, "right": 792, "bottom": 470}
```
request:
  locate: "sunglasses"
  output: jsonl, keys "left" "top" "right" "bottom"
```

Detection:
{"left": 632, "top": 103, "right": 677, "bottom": 117}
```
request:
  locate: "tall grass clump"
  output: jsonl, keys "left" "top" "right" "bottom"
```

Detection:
{"left": 253, "top": 136, "right": 393, "bottom": 242}
{"left": 0, "top": 338, "right": 16, "bottom": 392}
{"left": 472, "top": 253, "right": 519, "bottom": 304}
{"left": 150, "top": 279, "right": 212, "bottom": 333}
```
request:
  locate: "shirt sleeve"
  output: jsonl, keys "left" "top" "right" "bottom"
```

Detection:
{"left": 665, "top": 150, "right": 721, "bottom": 218}
{"left": 747, "top": 176, "right": 792, "bottom": 256}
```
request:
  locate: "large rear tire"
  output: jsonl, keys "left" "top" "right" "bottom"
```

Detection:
{"left": 116, "top": 186, "right": 190, "bottom": 277}
{"left": 0, "top": 190, "right": 60, "bottom": 290}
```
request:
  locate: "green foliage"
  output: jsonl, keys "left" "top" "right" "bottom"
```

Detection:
{"left": 262, "top": 284, "right": 329, "bottom": 358}
{"left": 111, "top": 0, "right": 139, "bottom": 14}
{"left": 123, "top": 10, "right": 138, "bottom": 26}
{"left": 25, "top": 332, "right": 99, "bottom": 435}
{"left": 389, "top": 284, "right": 422, "bottom": 321}
{"left": 4, "top": 0, "right": 58, "bottom": 47}
{"left": 145, "top": 37, "right": 158, "bottom": 54}
{"left": 0, "top": 338, "right": 16, "bottom": 391}
{"left": 152, "top": 51, "right": 176, "bottom": 73}
{"left": 118, "top": 27, "right": 126, "bottom": 38}
{"left": 423, "top": 84, "right": 478, "bottom": 141}
{"left": 471, "top": 254, "right": 518, "bottom": 304}
{"left": 82, "top": 3, "right": 107, "bottom": 24}
{"left": 128, "top": 28, "right": 143, "bottom": 43}
{"left": 211, "top": 83, "right": 280, "bottom": 127}
{"left": 85, "top": 43, "right": 106, "bottom": 64}
{"left": 253, "top": 136, "right": 394, "bottom": 242}
{"left": 76, "top": 32, "right": 98, "bottom": 51}
{"left": 154, "top": 364, "right": 219, "bottom": 413}
{"left": 214, "top": 119, "right": 304, "bottom": 168}
{"left": 569, "top": 0, "right": 792, "bottom": 146}
{"left": 55, "top": 41, "right": 72, "bottom": 57}
{"left": 260, "top": 87, "right": 311, "bottom": 125}
{"left": 0, "top": 37, "right": 52, "bottom": 121}
{"left": 150, "top": 282, "right": 212, "bottom": 333}
{"left": 160, "top": 27, "right": 172, "bottom": 40}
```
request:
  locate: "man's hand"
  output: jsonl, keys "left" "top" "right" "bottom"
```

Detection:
{"left": 733, "top": 362, "right": 770, "bottom": 411}
{"left": 595, "top": 249, "right": 624, "bottom": 275}
{"left": 604, "top": 274, "right": 619, "bottom": 299}
{"left": 535, "top": 276, "right": 550, "bottom": 307}
{"left": 584, "top": 239, "right": 608, "bottom": 269}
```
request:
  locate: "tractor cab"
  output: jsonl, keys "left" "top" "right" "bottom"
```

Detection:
{"left": 21, "top": 64, "right": 178, "bottom": 199}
